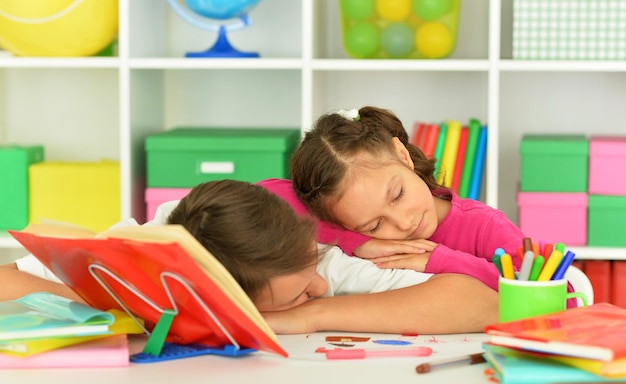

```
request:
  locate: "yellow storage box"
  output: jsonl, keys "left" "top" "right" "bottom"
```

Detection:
{"left": 29, "top": 160, "right": 120, "bottom": 232}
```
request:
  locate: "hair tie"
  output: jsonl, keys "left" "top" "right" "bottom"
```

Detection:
{"left": 337, "top": 109, "right": 360, "bottom": 121}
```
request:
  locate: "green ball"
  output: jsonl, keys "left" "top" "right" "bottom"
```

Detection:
{"left": 381, "top": 23, "right": 414, "bottom": 58}
{"left": 413, "top": 0, "right": 453, "bottom": 21}
{"left": 340, "top": 0, "right": 375, "bottom": 21}
{"left": 344, "top": 21, "right": 380, "bottom": 58}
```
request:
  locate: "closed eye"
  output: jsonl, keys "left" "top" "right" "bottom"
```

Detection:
{"left": 368, "top": 188, "right": 404, "bottom": 234}
{"left": 394, "top": 188, "right": 404, "bottom": 202}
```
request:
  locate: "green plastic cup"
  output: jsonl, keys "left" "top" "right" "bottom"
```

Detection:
{"left": 498, "top": 277, "right": 587, "bottom": 323}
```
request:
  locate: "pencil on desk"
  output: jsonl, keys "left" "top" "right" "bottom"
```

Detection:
{"left": 415, "top": 353, "right": 486, "bottom": 374}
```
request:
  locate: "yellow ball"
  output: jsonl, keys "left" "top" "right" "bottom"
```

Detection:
{"left": 376, "top": 0, "right": 411, "bottom": 22}
{"left": 414, "top": 21, "right": 453, "bottom": 58}
{"left": 0, "top": 0, "right": 118, "bottom": 56}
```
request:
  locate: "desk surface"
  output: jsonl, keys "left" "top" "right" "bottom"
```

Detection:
{"left": 2, "top": 333, "right": 493, "bottom": 384}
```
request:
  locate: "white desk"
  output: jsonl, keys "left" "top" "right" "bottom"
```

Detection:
{"left": 2, "top": 333, "right": 493, "bottom": 384}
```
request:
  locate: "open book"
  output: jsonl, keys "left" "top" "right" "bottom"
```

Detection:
{"left": 9, "top": 223, "right": 287, "bottom": 357}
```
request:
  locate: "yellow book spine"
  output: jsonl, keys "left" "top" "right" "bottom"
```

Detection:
{"left": 437, "top": 120, "right": 462, "bottom": 187}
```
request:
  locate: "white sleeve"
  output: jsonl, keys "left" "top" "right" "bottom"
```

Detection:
{"left": 15, "top": 254, "right": 64, "bottom": 283}
{"left": 316, "top": 244, "right": 432, "bottom": 297}
{"left": 144, "top": 200, "right": 180, "bottom": 225}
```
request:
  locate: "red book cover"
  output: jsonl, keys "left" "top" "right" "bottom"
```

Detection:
{"left": 422, "top": 124, "right": 440, "bottom": 159}
{"left": 9, "top": 223, "right": 287, "bottom": 357}
{"left": 450, "top": 126, "right": 469, "bottom": 193}
{"left": 486, "top": 303, "right": 626, "bottom": 362}
{"left": 611, "top": 261, "right": 626, "bottom": 309}
{"left": 411, "top": 122, "right": 428, "bottom": 150}
{"left": 585, "top": 260, "right": 613, "bottom": 304}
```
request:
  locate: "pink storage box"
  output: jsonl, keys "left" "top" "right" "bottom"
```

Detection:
{"left": 589, "top": 136, "right": 626, "bottom": 195}
{"left": 145, "top": 188, "right": 191, "bottom": 221}
{"left": 517, "top": 192, "right": 588, "bottom": 246}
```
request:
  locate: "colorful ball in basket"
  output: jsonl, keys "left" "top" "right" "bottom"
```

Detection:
{"left": 340, "top": 0, "right": 460, "bottom": 59}
{"left": 0, "top": 0, "right": 118, "bottom": 57}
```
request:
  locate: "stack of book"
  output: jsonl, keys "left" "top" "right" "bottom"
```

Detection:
{"left": 482, "top": 303, "right": 626, "bottom": 383}
{"left": 0, "top": 292, "right": 144, "bottom": 368}
{"left": 8, "top": 222, "right": 290, "bottom": 364}
{"left": 411, "top": 118, "right": 488, "bottom": 200}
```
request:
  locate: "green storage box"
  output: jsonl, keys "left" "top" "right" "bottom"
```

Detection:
{"left": 588, "top": 195, "right": 626, "bottom": 247}
{"left": 520, "top": 134, "right": 589, "bottom": 192}
{"left": 145, "top": 127, "right": 301, "bottom": 187}
{"left": 0, "top": 145, "right": 44, "bottom": 230}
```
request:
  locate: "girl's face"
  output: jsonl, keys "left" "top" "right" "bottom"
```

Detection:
{"left": 332, "top": 139, "right": 438, "bottom": 240}
{"left": 253, "top": 262, "right": 328, "bottom": 312}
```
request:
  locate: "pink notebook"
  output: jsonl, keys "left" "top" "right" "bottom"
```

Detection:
{"left": 0, "top": 335, "right": 129, "bottom": 368}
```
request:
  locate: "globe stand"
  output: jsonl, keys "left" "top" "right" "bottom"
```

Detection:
{"left": 185, "top": 25, "right": 259, "bottom": 58}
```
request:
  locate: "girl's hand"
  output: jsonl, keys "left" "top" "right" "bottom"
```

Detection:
{"left": 369, "top": 252, "right": 432, "bottom": 272}
{"left": 353, "top": 238, "right": 437, "bottom": 259}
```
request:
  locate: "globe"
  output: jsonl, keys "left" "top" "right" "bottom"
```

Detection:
{"left": 167, "top": 0, "right": 263, "bottom": 58}
{"left": 185, "top": 0, "right": 261, "bottom": 20}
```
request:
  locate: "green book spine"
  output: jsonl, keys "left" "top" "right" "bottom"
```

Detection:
{"left": 432, "top": 122, "right": 448, "bottom": 181}
{"left": 459, "top": 118, "right": 481, "bottom": 198}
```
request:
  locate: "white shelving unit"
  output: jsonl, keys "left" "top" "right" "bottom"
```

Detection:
{"left": 1, "top": 0, "right": 625, "bottom": 262}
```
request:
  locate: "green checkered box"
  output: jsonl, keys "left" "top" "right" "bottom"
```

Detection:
{"left": 513, "top": 0, "right": 626, "bottom": 60}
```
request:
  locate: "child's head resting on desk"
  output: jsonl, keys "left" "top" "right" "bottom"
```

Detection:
{"left": 291, "top": 106, "right": 446, "bottom": 240}
{"left": 167, "top": 179, "right": 328, "bottom": 312}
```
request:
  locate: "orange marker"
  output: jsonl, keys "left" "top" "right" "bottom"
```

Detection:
{"left": 537, "top": 249, "right": 563, "bottom": 281}
{"left": 500, "top": 253, "right": 515, "bottom": 279}
{"left": 532, "top": 242, "right": 540, "bottom": 257}
{"left": 542, "top": 243, "right": 554, "bottom": 259}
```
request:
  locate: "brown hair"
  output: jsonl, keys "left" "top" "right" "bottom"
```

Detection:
{"left": 291, "top": 106, "right": 444, "bottom": 225}
{"left": 167, "top": 179, "right": 318, "bottom": 301}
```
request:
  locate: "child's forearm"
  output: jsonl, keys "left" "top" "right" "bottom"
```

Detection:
{"left": 425, "top": 247, "right": 502, "bottom": 290}
{"left": 265, "top": 274, "right": 498, "bottom": 335}
{"left": 0, "top": 267, "right": 85, "bottom": 303}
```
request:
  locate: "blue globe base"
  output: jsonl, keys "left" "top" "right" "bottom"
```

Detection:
{"left": 186, "top": 25, "right": 259, "bottom": 58}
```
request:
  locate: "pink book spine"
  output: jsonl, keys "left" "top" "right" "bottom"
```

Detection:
{"left": 0, "top": 335, "right": 129, "bottom": 369}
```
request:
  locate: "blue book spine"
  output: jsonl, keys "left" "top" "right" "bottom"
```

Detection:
{"left": 468, "top": 125, "right": 488, "bottom": 200}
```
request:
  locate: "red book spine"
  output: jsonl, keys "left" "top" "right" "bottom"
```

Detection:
{"left": 611, "top": 261, "right": 626, "bottom": 308}
{"left": 584, "top": 260, "right": 612, "bottom": 303}
{"left": 422, "top": 124, "right": 440, "bottom": 159}
{"left": 450, "top": 126, "right": 469, "bottom": 193}
{"left": 411, "top": 122, "right": 428, "bottom": 150}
